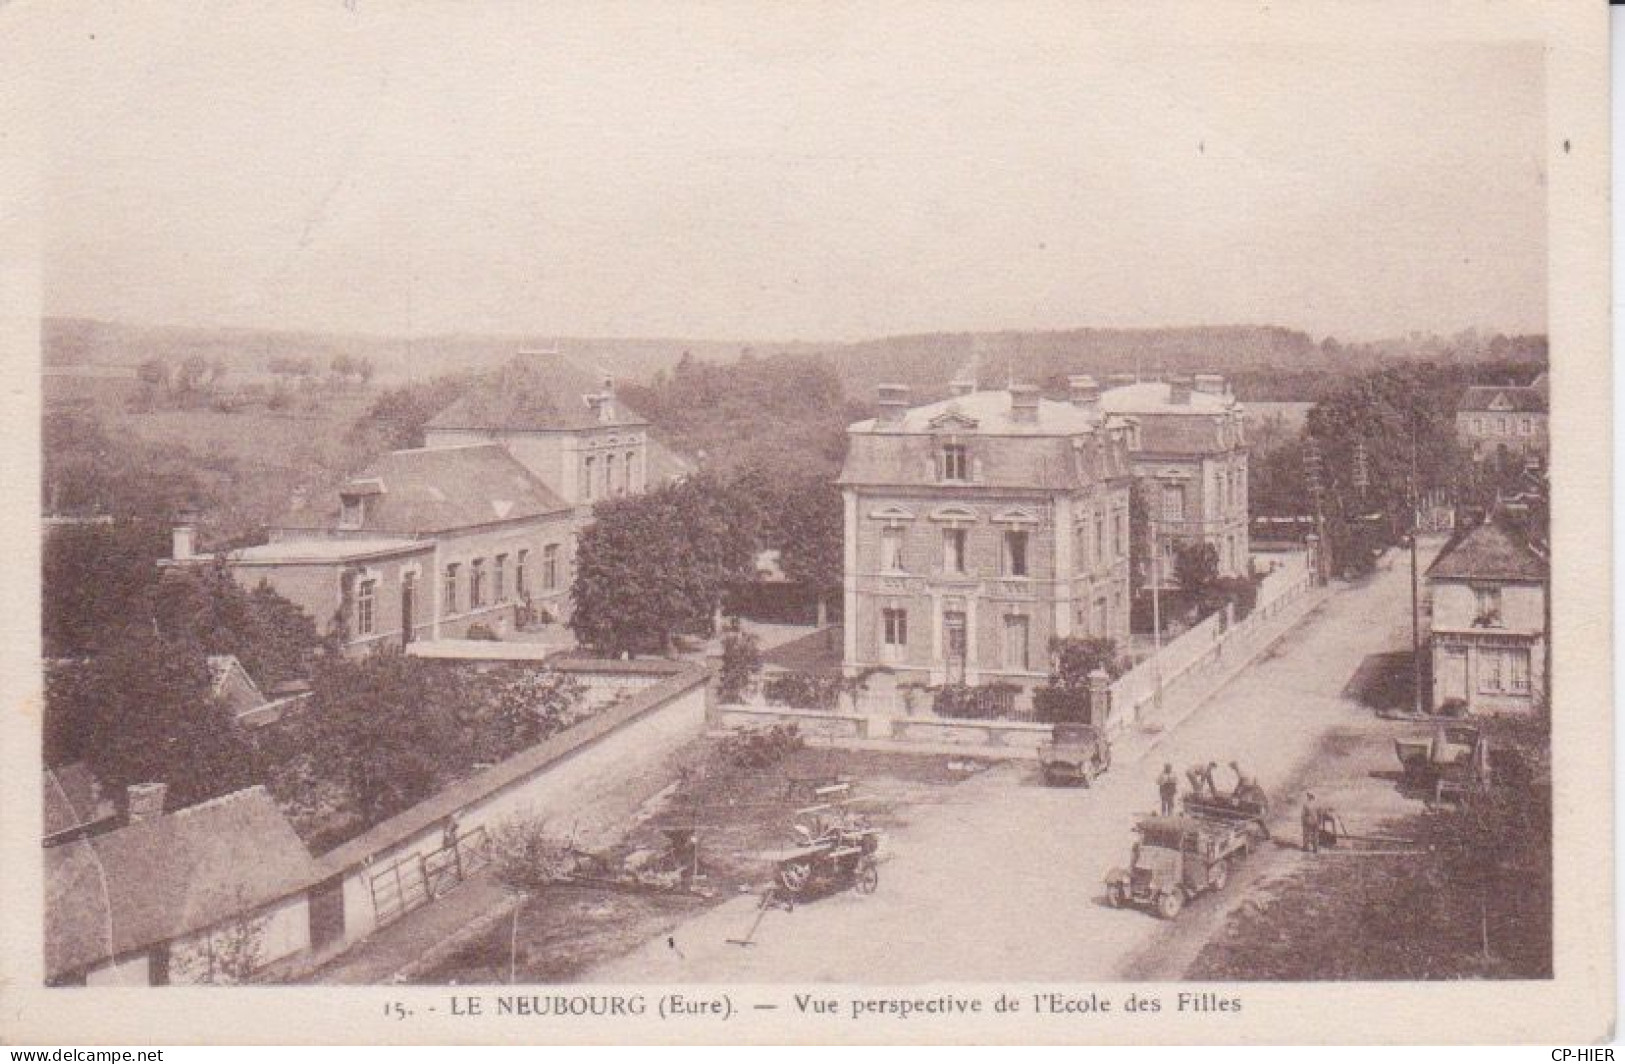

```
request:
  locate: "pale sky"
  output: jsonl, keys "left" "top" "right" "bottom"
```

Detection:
{"left": 36, "top": 2, "right": 1548, "bottom": 343}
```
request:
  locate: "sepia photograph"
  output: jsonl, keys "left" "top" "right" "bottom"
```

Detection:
{"left": 1, "top": 0, "right": 1611, "bottom": 1045}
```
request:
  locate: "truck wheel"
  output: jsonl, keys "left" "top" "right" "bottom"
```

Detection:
{"left": 1106, "top": 882, "right": 1125, "bottom": 908}
{"left": 1157, "top": 891, "right": 1184, "bottom": 920}
{"left": 855, "top": 858, "right": 878, "bottom": 895}
{"left": 777, "top": 860, "right": 812, "bottom": 896}
{"left": 1208, "top": 858, "right": 1230, "bottom": 892}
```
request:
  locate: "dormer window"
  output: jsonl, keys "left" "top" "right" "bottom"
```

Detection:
{"left": 339, "top": 495, "right": 365, "bottom": 530}
{"left": 942, "top": 443, "right": 969, "bottom": 482}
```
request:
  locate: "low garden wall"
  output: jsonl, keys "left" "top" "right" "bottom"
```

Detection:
{"left": 714, "top": 702, "right": 1053, "bottom": 754}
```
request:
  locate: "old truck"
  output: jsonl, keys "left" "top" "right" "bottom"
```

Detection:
{"left": 1038, "top": 722, "right": 1112, "bottom": 786}
{"left": 1395, "top": 723, "right": 1492, "bottom": 803}
{"left": 1104, "top": 814, "right": 1254, "bottom": 919}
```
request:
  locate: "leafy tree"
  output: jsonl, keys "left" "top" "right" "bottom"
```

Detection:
{"left": 1173, "top": 541, "right": 1220, "bottom": 600}
{"left": 146, "top": 561, "right": 329, "bottom": 686}
{"left": 1032, "top": 636, "right": 1124, "bottom": 724}
{"left": 308, "top": 650, "right": 471, "bottom": 824}
{"left": 45, "top": 626, "right": 260, "bottom": 807}
{"left": 764, "top": 470, "right": 844, "bottom": 625}
{"left": 352, "top": 371, "right": 475, "bottom": 449}
{"left": 42, "top": 520, "right": 168, "bottom": 658}
{"left": 1128, "top": 480, "right": 1154, "bottom": 597}
{"left": 569, "top": 476, "right": 756, "bottom": 656}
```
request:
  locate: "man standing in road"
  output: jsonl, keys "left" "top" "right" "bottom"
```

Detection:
{"left": 1300, "top": 793, "right": 1320, "bottom": 853}
{"left": 1158, "top": 763, "right": 1179, "bottom": 815}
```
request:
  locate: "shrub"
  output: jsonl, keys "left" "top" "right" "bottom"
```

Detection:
{"left": 717, "top": 623, "right": 763, "bottom": 703}
{"left": 761, "top": 670, "right": 842, "bottom": 710}
{"left": 718, "top": 722, "right": 804, "bottom": 768}
{"left": 930, "top": 682, "right": 1020, "bottom": 720}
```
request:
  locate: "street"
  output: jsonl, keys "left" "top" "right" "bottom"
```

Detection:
{"left": 586, "top": 549, "right": 1432, "bottom": 982}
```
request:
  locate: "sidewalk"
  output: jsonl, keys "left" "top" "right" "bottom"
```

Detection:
{"left": 1118, "top": 580, "right": 1337, "bottom": 764}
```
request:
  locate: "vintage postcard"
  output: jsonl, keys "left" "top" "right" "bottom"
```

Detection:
{"left": 0, "top": 0, "right": 1612, "bottom": 1045}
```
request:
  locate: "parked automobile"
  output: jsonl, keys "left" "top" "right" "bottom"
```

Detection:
{"left": 1105, "top": 814, "right": 1254, "bottom": 919}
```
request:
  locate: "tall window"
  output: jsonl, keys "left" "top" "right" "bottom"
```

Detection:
{"left": 1474, "top": 586, "right": 1502, "bottom": 624}
{"left": 583, "top": 457, "right": 596, "bottom": 501}
{"left": 1507, "top": 647, "right": 1531, "bottom": 692}
{"left": 1002, "top": 529, "right": 1029, "bottom": 577}
{"left": 607, "top": 454, "right": 620, "bottom": 496}
{"left": 1161, "top": 483, "right": 1184, "bottom": 523}
{"left": 543, "top": 544, "right": 560, "bottom": 591}
{"left": 942, "top": 443, "right": 969, "bottom": 482}
{"left": 1094, "top": 596, "right": 1108, "bottom": 635}
{"left": 356, "top": 578, "right": 376, "bottom": 636}
{"left": 625, "top": 450, "right": 637, "bottom": 492}
{"left": 943, "top": 528, "right": 968, "bottom": 574}
{"left": 494, "top": 554, "right": 508, "bottom": 602}
{"left": 516, "top": 549, "right": 529, "bottom": 599}
{"left": 470, "top": 559, "right": 486, "bottom": 609}
{"left": 443, "top": 563, "right": 459, "bottom": 616}
{"left": 881, "top": 526, "right": 906, "bottom": 572}
{"left": 882, "top": 608, "right": 908, "bottom": 660}
{"left": 1094, "top": 514, "right": 1105, "bottom": 568}
{"left": 1115, "top": 511, "right": 1127, "bottom": 559}
{"left": 1003, "top": 615, "right": 1030, "bottom": 671}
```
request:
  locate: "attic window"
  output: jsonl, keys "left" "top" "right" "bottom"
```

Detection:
{"left": 340, "top": 495, "right": 364, "bottom": 529}
{"left": 942, "top": 443, "right": 969, "bottom": 482}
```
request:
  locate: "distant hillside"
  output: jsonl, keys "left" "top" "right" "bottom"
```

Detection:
{"left": 44, "top": 317, "right": 1545, "bottom": 404}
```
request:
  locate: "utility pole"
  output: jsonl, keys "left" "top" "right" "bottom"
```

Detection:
{"left": 1150, "top": 512, "right": 1163, "bottom": 708}
{"left": 1410, "top": 415, "right": 1425, "bottom": 716}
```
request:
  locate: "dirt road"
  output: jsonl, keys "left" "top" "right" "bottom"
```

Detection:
{"left": 587, "top": 551, "right": 1431, "bottom": 983}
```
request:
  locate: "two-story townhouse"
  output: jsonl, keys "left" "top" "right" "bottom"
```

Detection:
{"left": 1099, "top": 374, "right": 1250, "bottom": 582}
{"left": 838, "top": 376, "right": 1135, "bottom": 698}
{"left": 1456, "top": 375, "right": 1548, "bottom": 465}
{"left": 1425, "top": 508, "right": 1548, "bottom": 713}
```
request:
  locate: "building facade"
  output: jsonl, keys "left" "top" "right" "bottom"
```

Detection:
{"left": 838, "top": 377, "right": 1135, "bottom": 694}
{"left": 1426, "top": 509, "right": 1548, "bottom": 714}
{"left": 1456, "top": 375, "right": 1548, "bottom": 464}
{"left": 1099, "top": 375, "right": 1251, "bottom": 581}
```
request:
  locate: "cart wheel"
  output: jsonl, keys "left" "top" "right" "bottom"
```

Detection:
{"left": 1157, "top": 891, "right": 1184, "bottom": 920}
{"left": 777, "top": 860, "right": 812, "bottom": 896}
{"left": 855, "top": 858, "right": 878, "bottom": 895}
{"left": 1106, "top": 882, "right": 1125, "bottom": 909}
{"left": 1208, "top": 858, "right": 1230, "bottom": 893}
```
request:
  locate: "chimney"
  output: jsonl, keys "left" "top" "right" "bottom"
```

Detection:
{"left": 1068, "top": 374, "right": 1101, "bottom": 408}
{"left": 585, "top": 392, "right": 614, "bottom": 423}
{"left": 171, "top": 509, "right": 199, "bottom": 562}
{"left": 1009, "top": 384, "right": 1040, "bottom": 424}
{"left": 126, "top": 782, "right": 167, "bottom": 824}
{"left": 1168, "top": 376, "right": 1193, "bottom": 405}
{"left": 1193, "top": 373, "right": 1225, "bottom": 396}
{"left": 876, "top": 384, "right": 911, "bottom": 425}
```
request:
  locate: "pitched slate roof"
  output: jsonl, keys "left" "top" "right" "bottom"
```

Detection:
{"left": 426, "top": 354, "right": 648, "bottom": 432}
{"left": 207, "top": 655, "right": 268, "bottom": 718}
{"left": 277, "top": 444, "right": 572, "bottom": 535}
{"left": 1098, "top": 381, "right": 1237, "bottom": 416}
{"left": 1458, "top": 385, "right": 1547, "bottom": 414}
{"left": 1426, "top": 512, "right": 1548, "bottom": 583}
{"left": 46, "top": 786, "right": 316, "bottom": 980}
{"left": 43, "top": 762, "right": 116, "bottom": 841}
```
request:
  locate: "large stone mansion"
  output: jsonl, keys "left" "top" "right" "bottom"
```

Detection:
{"left": 838, "top": 371, "right": 1249, "bottom": 693}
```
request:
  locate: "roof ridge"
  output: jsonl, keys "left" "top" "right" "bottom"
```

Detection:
{"left": 170, "top": 784, "right": 269, "bottom": 821}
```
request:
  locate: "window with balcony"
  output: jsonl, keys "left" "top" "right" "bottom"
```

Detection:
{"left": 941, "top": 443, "right": 969, "bottom": 482}
{"left": 943, "top": 528, "right": 968, "bottom": 574}
{"left": 882, "top": 607, "right": 908, "bottom": 660}
{"left": 1001, "top": 529, "right": 1028, "bottom": 578}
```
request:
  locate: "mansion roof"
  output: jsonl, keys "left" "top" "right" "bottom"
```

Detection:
{"left": 1098, "top": 381, "right": 1238, "bottom": 416}
{"left": 848, "top": 389, "right": 1104, "bottom": 437}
